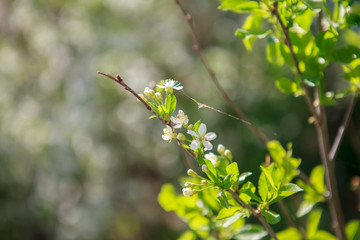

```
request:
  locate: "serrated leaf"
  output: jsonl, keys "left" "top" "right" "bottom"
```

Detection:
{"left": 262, "top": 209, "right": 281, "bottom": 224}
{"left": 216, "top": 206, "right": 242, "bottom": 220}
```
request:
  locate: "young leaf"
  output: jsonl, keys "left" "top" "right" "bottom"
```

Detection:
{"left": 226, "top": 162, "right": 240, "bottom": 183}
{"left": 234, "top": 224, "right": 268, "bottom": 239}
{"left": 240, "top": 181, "right": 261, "bottom": 203}
{"left": 261, "top": 209, "right": 281, "bottom": 224}
{"left": 279, "top": 183, "right": 303, "bottom": 197}
{"left": 217, "top": 191, "right": 229, "bottom": 208}
{"left": 223, "top": 173, "right": 234, "bottom": 189}
{"left": 218, "top": 0, "right": 262, "bottom": 14}
{"left": 165, "top": 93, "right": 176, "bottom": 115}
{"left": 216, "top": 206, "right": 242, "bottom": 220}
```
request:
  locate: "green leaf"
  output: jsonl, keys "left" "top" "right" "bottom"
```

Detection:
{"left": 312, "top": 230, "right": 337, "bottom": 240}
{"left": 204, "top": 159, "right": 221, "bottom": 186}
{"left": 262, "top": 209, "right": 281, "bottom": 224}
{"left": 238, "top": 172, "right": 252, "bottom": 184}
{"left": 316, "top": 28, "right": 338, "bottom": 55}
{"left": 266, "top": 36, "right": 285, "bottom": 66}
{"left": 165, "top": 93, "right": 176, "bottom": 115}
{"left": 226, "top": 162, "right": 240, "bottom": 183}
{"left": 193, "top": 120, "right": 201, "bottom": 132}
{"left": 346, "top": 220, "right": 360, "bottom": 240}
{"left": 235, "top": 28, "right": 272, "bottom": 39}
{"left": 217, "top": 191, "right": 229, "bottom": 208}
{"left": 303, "top": 0, "right": 325, "bottom": 11}
{"left": 332, "top": 46, "right": 360, "bottom": 63}
{"left": 307, "top": 209, "right": 322, "bottom": 238}
{"left": 277, "top": 227, "right": 302, "bottom": 240}
{"left": 234, "top": 224, "right": 268, "bottom": 240}
{"left": 275, "top": 77, "right": 302, "bottom": 96}
{"left": 310, "top": 165, "right": 326, "bottom": 194}
{"left": 218, "top": 0, "right": 262, "bottom": 14}
{"left": 237, "top": 14, "right": 266, "bottom": 51}
{"left": 296, "top": 201, "right": 315, "bottom": 217}
{"left": 216, "top": 206, "right": 243, "bottom": 220}
{"left": 240, "top": 181, "right": 261, "bottom": 203}
{"left": 279, "top": 183, "right": 303, "bottom": 197}
{"left": 223, "top": 173, "right": 234, "bottom": 189}
{"left": 178, "top": 230, "right": 197, "bottom": 240}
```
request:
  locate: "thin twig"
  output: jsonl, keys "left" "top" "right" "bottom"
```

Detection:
{"left": 227, "top": 189, "right": 278, "bottom": 240}
{"left": 174, "top": 0, "right": 269, "bottom": 145}
{"left": 329, "top": 96, "right": 356, "bottom": 161}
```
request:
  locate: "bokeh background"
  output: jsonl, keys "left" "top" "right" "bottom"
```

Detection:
{"left": 0, "top": 0, "right": 359, "bottom": 239}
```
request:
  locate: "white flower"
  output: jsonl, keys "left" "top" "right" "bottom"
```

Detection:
{"left": 187, "top": 123, "right": 216, "bottom": 151}
{"left": 157, "top": 79, "right": 183, "bottom": 93}
{"left": 161, "top": 125, "right": 173, "bottom": 141}
{"left": 171, "top": 110, "right": 189, "bottom": 129}
{"left": 182, "top": 187, "right": 194, "bottom": 197}
{"left": 204, "top": 152, "right": 218, "bottom": 166}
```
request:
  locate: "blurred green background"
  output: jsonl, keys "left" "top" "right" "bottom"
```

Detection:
{"left": 0, "top": 0, "right": 359, "bottom": 239}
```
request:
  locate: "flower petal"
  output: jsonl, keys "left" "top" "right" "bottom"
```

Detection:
{"left": 190, "top": 140, "right": 200, "bottom": 150}
{"left": 203, "top": 141, "right": 213, "bottom": 151}
{"left": 187, "top": 130, "right": 198, "bottom": 138}
{"left": 205, "top": 132, "right": 217, "bottom": 141}
{"left": 198, "top": 123, "right": 207, "bottom": 136}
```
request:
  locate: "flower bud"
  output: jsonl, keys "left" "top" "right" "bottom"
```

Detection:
{"left": 137, "top": 94, "right": 147, "bottom": 103}
{"left": 155, "top": 92, "right": 163, "bottom": 102}
{"left": 201, "top": 180, "right": 208, "bottom": 185}
{"left": 182, "top": 187, "right": 194, "bottom": 197}
{"left": 177, "top": 133, "right": 186, "bottom": 141}
{"left": 201, "top": 164, "right": 209, "bottom": 174}
{"left": 144, "top": 87, "right": 155, "bottom": 99}
{"left": 187, "top": 169, "right": 198, "bottom": 177}
{"left": 217, "top": 144, "right": 226, "bottom": 155}
{"left": 224, "top": 149, "right": 232, "bottom": 160}
{"left": 184, "top": 182, "right": 194, "bottom": 187}
{"left": 187, "top": 124, "right": 194, "bottom": 131}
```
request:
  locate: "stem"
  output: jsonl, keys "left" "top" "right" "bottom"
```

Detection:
{"left": 228, "top": 190, "right": 278, "bottom": 240}
{"left": 270, "top": 4, "right": 346, "bottom": 239}
{"left": 174, "top": 0, "right": 269, "bottom": 145}
{"left": 98, "top": 72, "right": 198, "bottom": 161}
{"left": 329, "top": 96, "right": 356, "bottom": 161}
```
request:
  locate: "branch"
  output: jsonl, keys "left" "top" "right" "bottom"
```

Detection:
{"left": 329, "top": 96, "right": 356, "bottom": 161}
{"left": 227, "top": 190, "right": 278, "bottom": 240}
{"left": 97, "top": 72, "right": 198, "bottom": 161}
{"left": 270, "top": 4, "right": 346, "bottom": 239}
{"left": 174, "top": 0, "right": 269, "bottom": 145}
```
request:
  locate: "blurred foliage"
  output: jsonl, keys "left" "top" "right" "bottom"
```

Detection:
{"left": 0, "top": 0, "right": 359, "bottom": 239}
